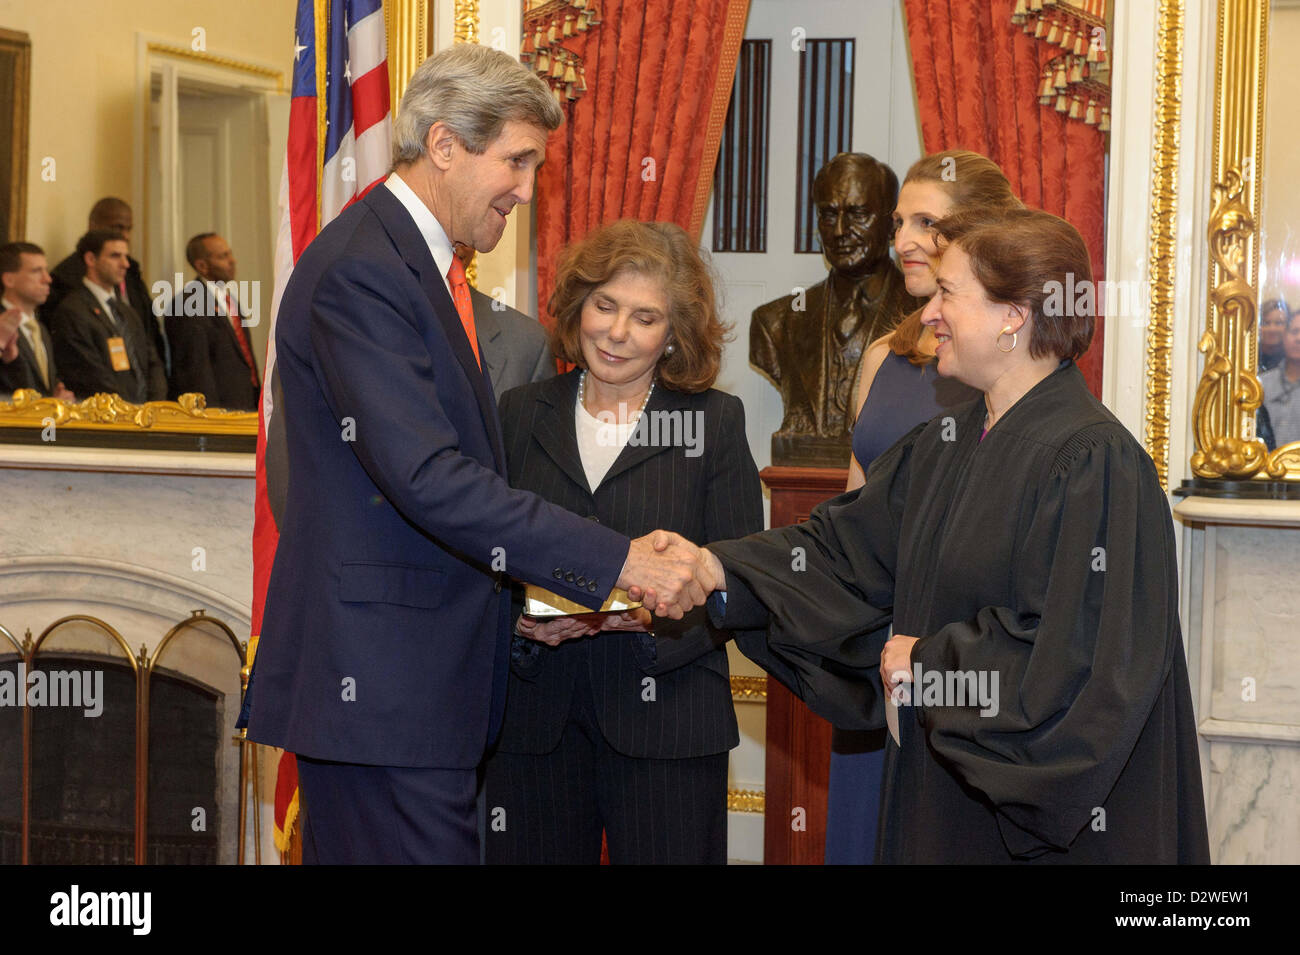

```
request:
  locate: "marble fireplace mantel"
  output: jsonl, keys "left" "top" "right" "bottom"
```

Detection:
{"left": 1174, "top": 495, "right": 1300, "bottom": 864}
{"left": 0, "top": 443, "right": 274, "bottom": 863}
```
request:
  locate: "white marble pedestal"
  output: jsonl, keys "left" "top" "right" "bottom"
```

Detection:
{"left": 1175, "top": 496, "right": 1300, "bottom": 864}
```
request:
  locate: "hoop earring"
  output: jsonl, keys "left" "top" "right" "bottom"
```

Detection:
{"left": 996, "top": 326, "right": 1017, "bottom": 353}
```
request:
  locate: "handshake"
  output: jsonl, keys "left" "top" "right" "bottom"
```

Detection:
{"left": 516, "top": 531, "right": 725, "bottom": 648}
{"left": 617, "top": 530, "right": 726, "bottom": 620}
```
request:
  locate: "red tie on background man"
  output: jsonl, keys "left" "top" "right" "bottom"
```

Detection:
{"left": 446, "top": 255, "right": 481, "bottom": 369}
{"left": 226, "top": 291, "right": 260, "bottom": 387}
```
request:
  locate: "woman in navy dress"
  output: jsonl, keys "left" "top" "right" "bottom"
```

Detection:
{"left": 824, "top": 150, "right": 1020, "bottom": 864}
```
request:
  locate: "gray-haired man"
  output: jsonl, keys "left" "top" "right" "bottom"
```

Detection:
{"left": 243, "top": 43, "right": 716, "bottom": 864}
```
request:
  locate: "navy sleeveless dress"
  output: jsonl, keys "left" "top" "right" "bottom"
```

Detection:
{"left": 825, "top": 349, "right": 979, "bottom": 864}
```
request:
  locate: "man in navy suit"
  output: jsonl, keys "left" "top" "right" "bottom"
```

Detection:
{"left": 0, "top": 242, "right": 75, "bottom": 400}
{"left": 243, "top": 43, "right": 715, "bottom": 864}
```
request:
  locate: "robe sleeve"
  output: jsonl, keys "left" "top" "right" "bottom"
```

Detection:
{"left": 909, "top": 424, "right": 1181, "bottom": 857}
{"left": 707, "top": 424, "right": 920, "bottom": 728}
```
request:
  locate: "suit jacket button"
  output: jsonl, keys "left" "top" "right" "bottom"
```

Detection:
{"left": 493, "top": 579, "right": 503, "bottom": 593}
{"left": 553, "top": 568, "right": 563, "bottom": 579}
{"left": 587, "top": 581, "right": 598, "bottom": 593}
{"left": 576, "top": 576, "right": 586, "bottom": 587}
{"left": 564, "top": 571, "right": 575, "bottom": 583}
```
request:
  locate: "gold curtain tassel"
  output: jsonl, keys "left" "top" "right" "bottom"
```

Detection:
{"left": 1099, "top": 107, "right": 1110, "bottom": 132}
{"left": 563, "top": 61, "right": 577, "bottom": 83}
{"left": 1055, "top": 93, "right": 1069, "bottom": 112}
{"left": 1068, "top": 96, "right": 1083, "bottom": 119}
{"left": 1085, "top": 99, "right": 1097, "bottom": 124}
{"left": 536, "top": 51, "right": 550, "bottom": 73}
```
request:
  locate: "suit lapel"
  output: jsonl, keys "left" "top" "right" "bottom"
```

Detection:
{"left": 79, "top": 286, "right": 118, "bottom": 338}
{"left": 600, "top": 384, "right": 685, "bottom": 485}
{"left": 11, "top": 330, "right": 41, "bottom": 391}
{"left": 472, "top": 291, "right": 505, "bottom": 388}
{"left": 532, "top": 374, "right": 591, "bottom": 495}
{"left": 364, "top": 185, "right": 506, "bottom": 472}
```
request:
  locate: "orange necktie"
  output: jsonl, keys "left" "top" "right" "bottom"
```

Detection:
{"left": 446, "top": 256, "right": 481, "bottom": 369}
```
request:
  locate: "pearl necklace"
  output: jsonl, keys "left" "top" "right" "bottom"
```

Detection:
{"left": 578, "top": 370, "right": 655, "bottom": 425}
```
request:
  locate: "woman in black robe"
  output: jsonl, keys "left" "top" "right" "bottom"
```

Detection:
{"left": 705, "top": 207, "right": 1210, "bottom": 863}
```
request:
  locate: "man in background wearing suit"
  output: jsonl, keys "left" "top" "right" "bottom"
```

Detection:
{"left": 243, "top": 43, "right": 715, "bottom": 865}
{"left": 0, "top": 242, "right": 74, "bottom": 400}
{"left": 44, "top": 197, "right": 167, "bottom": 373}
{"left": 48, "top": 231, "right": 167, "bottom": 404}
{"left": 166, "top": 233, "right": 261, "bottom": 410}
{"left": 456, "top": 245, "right": 555, "bottom": 398}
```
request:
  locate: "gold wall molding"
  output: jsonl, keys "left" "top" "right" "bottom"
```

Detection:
{"left": 1189, "top": 0, "right": 1300, "bottom": 479}
{"left": 0, "top": 390, "right": 257, "bottom": 435}
{"left": 454, "top": 0, "right": 480, "bottom": 44}
{"left": 145, "top": 43, "right": 284, "bottom": 92}
{"left": 730, "top": 674, "right": 768, "bottom": 702}
{"left": 1144, "top": 0, "right": 1182, "bottom": 489}
{"left": 385, "top": 0, "right": 431, "bottom": 110}
{"left": 727, "top": 788, "right": 765, "bottom": 814}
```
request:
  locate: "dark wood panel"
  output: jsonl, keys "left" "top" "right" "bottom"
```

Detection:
{"left": 760, "top": 465, "right": 846, "bottom": 865}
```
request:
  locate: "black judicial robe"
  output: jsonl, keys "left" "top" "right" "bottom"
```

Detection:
{"left": 710, "top": 362, "right": 1210, "bottom": 863}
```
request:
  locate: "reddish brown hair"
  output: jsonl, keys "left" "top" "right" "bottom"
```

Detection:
{"left": 935, "top": 207, "right": 1095, "bottom": 361}
{"left": 548, "top": 220, "right": 728, "bottom": 393}
{"left": 891, "top": 150, "right": 1022, "bottom": 365}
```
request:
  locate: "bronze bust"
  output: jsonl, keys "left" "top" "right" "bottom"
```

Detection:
{"left": 752, "top": 153, "right": 921, "bottom": 467}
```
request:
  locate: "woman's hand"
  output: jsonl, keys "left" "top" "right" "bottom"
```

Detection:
{"left": 594, "top": 608, "right": 654, "bottom": 633}
{"left": 880, "top": 634, "right": 920, "bottom": 703}
{"left": 515, "top": 613, "right": 601, "bottom": 647}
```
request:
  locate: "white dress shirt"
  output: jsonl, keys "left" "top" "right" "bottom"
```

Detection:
{"left": 384, "top": 171, "right": 455, "bottom": 296}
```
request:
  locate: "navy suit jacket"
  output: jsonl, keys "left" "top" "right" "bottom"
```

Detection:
{"left": 244, "top": 184, "right": 629, "bottom": 769}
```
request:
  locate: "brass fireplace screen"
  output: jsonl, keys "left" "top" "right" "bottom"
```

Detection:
{"left": 0, "top": 611, "right": 258, "bottom": 865}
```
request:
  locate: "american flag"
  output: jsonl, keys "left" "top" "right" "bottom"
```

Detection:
{"left": 250, "top": 0, "right": 392, "bottom": 857}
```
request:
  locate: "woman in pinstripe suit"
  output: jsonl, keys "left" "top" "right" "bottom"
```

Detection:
{"left": 484, "top": 220, "right": 763, "bottom": 864}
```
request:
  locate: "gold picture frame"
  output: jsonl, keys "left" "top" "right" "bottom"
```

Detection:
{"left": 1190, "top": 0, "right": 1300, "bottom": 481}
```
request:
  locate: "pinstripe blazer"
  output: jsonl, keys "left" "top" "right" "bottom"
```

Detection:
{"left": 495, "top": 370, "right": 764, "bottom": 759}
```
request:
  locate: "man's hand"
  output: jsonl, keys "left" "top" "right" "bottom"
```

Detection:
{"left": 0, "top": 308, "right": 21, "bottom": 363}
{"left": 618, "top": 531, "right": 719, "bottom": 620}
{"left": 52, "top": 382, "right": 75, "bottom": 402}
{"left": 516, "top": 613, "right": 600, "bottom": 647}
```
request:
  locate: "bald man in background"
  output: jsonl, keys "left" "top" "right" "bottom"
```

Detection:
{"left": 44, "top": 197, "right": 167, "bottom": 373}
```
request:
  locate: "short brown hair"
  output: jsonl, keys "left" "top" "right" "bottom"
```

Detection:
{"left": 935, "top": 207, "right": 1095, "bottom": 361}
{"left": 548, "top": 220, "right": 729, "bottom": 393}
{"left": 0, "top": 241, "right": 43, "bottom": 275}
{"left": 891, "top": 150, "right": 1023, "bottom": 364}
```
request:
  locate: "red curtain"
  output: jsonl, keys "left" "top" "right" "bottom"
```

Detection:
{"left": 904, "top": 0, "right": 1107, "bottom": 396}
{"left": 535, "top": 0, "right": 751, "bottom": 327}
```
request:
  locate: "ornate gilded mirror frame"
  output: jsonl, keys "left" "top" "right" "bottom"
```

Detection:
{"left": 1190, "top": 0, "right": 1300, "bottom": 483}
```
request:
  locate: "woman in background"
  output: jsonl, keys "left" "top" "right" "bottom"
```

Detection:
{"left": 825, "top": 150, "right": 1021, "bottom": 865}
{"left": 485, "top": 220, "right": 762, "bottom": 865}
